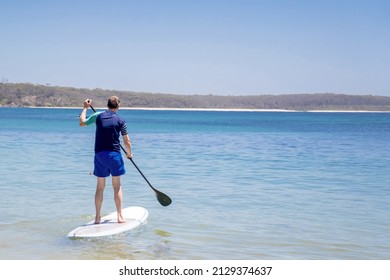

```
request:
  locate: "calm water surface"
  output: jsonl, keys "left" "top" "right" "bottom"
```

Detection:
{"left": 0, "top": 108, "right": 389, "bottom": 259}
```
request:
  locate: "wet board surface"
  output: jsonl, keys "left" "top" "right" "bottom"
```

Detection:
{"left": 68, "top": 206, "right": 148, "bottom": 238}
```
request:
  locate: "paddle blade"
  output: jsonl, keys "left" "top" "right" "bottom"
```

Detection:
{"left": 155, "top": 190, "right": 172, "bottom": 207}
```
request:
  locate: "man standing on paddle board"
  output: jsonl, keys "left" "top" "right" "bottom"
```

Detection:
{"left": 79, "top": 96, "right": 132, "bottom": 224}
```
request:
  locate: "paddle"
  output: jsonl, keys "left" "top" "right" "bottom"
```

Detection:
{"left": 89, "top": 104, "right": 172, "bottom": 207}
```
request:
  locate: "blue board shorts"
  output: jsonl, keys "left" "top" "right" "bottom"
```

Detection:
{"left": 94, "top": 151, "right": 126, "bottom": 177}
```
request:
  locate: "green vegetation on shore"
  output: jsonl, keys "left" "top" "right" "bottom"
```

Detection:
{"left": 1, "top": 82, "right": 390, "bottom": 111}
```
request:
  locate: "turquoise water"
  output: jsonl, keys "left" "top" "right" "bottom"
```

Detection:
{"left": 0, "top": 108, "right": 389, "bottom": 259}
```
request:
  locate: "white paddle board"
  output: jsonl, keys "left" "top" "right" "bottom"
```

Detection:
{"left": 68, "top": 206, "right": 148, "bottom": 238}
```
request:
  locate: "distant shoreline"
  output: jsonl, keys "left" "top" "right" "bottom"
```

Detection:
{"left": 2, "top": 83, "right": 390, "bottom": 111}
{"left": 9, "top": 106, "right": 390, "bottom": 113}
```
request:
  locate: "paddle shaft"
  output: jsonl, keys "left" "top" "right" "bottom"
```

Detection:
{"left": 118, "top": 144, "right": 159, "bottom": 194}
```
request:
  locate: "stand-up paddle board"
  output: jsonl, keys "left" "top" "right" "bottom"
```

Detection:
{"left": 68, "top": 206, "right": 148, "bottom": 238}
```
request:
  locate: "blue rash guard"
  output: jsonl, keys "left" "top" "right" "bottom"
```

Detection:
{"left": 87, "top": 110, "right": 129, "bottom": 177}
{"left": 94, "top": 110, "right": 128, "bottom": 153}
{"left": 84, "top": 111, "right": 128, "bottom": 153}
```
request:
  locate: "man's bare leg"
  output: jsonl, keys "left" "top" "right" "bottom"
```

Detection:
{"left": 112, "top": 176, "right": 125, "bottom": 223}
{"left": 94, "top": 177, "right": 106, "bottom": 224}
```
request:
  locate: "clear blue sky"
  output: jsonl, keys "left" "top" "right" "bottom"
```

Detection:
{"left": 1, "top": 0, "right": 389, "bottom": 96}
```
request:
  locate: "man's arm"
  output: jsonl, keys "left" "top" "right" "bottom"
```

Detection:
{"left": 79, "top": 100, "right": 102, "bottom": 126}
{"left": 79, "top": 99, "right": 91, "bottom": 126}
{"left": 122, "top": 134, "right": 133, "bottom": 159}
{"left": 83, "top": 111, "right": 101, "bottom": 126}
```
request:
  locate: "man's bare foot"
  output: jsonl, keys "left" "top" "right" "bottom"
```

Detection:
{"left": 94, "top": 216, "right": 101, "bottom": 224}
{"left": 117, "top": 213, "right": 126, "bottom": 223}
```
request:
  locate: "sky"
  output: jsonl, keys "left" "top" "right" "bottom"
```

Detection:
{"left": 1, "top": 0, "right": 389, "bottom": 96}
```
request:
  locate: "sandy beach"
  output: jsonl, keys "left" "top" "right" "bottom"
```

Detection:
{"left": 29, "top": 106, "right": 390, "bottom": 113}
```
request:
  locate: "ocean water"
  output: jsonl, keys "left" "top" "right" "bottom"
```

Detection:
{"left": 0, "top": 108, "right": 389, "bottom": 260}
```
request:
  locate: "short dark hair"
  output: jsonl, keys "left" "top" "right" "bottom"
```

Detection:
{"left": 107, "top": 96, "right": 120, "bottom": 109}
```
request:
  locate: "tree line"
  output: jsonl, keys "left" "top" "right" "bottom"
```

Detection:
{"left": 1, "top": 82, "right": 390, "bottom": 111}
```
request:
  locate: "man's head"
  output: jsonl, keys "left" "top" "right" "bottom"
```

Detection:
{"left": 107, "top": 96, "right": 120, "bottom": 110}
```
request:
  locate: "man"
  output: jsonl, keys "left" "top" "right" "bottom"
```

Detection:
{"left": 79, "top": 96, "right": 132, "bottom": 224}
